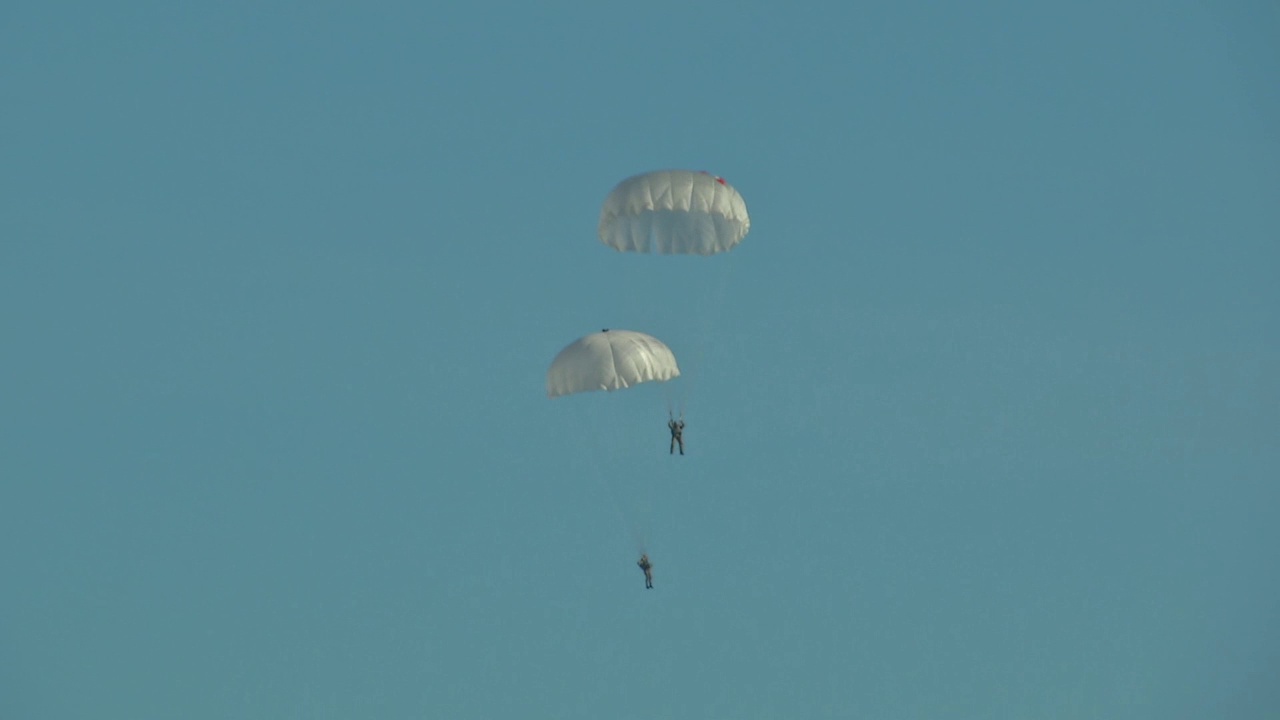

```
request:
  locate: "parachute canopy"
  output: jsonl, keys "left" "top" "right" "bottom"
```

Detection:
{"left": 547, "top": 329, "right": 680, "bottom": 398}
{"left": 599, "top": 170, "right": 750, "bottom": 256}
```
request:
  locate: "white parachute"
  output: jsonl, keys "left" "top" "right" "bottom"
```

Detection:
{"left": 598, "top": 170, "right": 750, "bottom": 256}
{"left": 546, "top": 330, "right": 681, "bottom": 398}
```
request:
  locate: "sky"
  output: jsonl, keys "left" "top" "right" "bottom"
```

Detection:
{"left": 2, "top": 1, "right": 1278, "bottom": 718}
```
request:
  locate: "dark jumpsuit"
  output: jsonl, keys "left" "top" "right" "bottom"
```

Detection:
{"left": 638, "top": 556, "right": 654, "bottom": 589}
{"left": 668, "top": 420, "right": 685, "bottom": 455}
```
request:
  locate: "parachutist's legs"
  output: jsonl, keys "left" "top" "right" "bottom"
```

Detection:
{"left": 670, "top": 437, "right": 675, "bottom": 454}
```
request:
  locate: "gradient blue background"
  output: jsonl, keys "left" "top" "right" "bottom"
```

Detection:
{"left": 3, "top": 1, "right": 1278, "bottom": 718}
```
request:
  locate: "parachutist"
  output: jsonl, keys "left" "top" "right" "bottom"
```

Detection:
{"left": 668, "top": 416, "right": 685, "bottom": 455}
{"left": 637, "top": 554, "right": 654, "bottom": 589}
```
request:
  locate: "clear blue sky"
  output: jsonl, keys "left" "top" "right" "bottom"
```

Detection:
{"left": 3, "top": 1, "right": 1278, "bottom": 718}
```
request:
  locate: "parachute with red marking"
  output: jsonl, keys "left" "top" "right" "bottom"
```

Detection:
{"left": 598, "top": 170, "right": 750, "bottom": 256}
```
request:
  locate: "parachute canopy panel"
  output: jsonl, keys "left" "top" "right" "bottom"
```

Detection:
{"left": 546, "top": 329, "right": 681, "bottom": 398}
{"left": 598, "top": 170, "right": 750, "bottom": 256}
